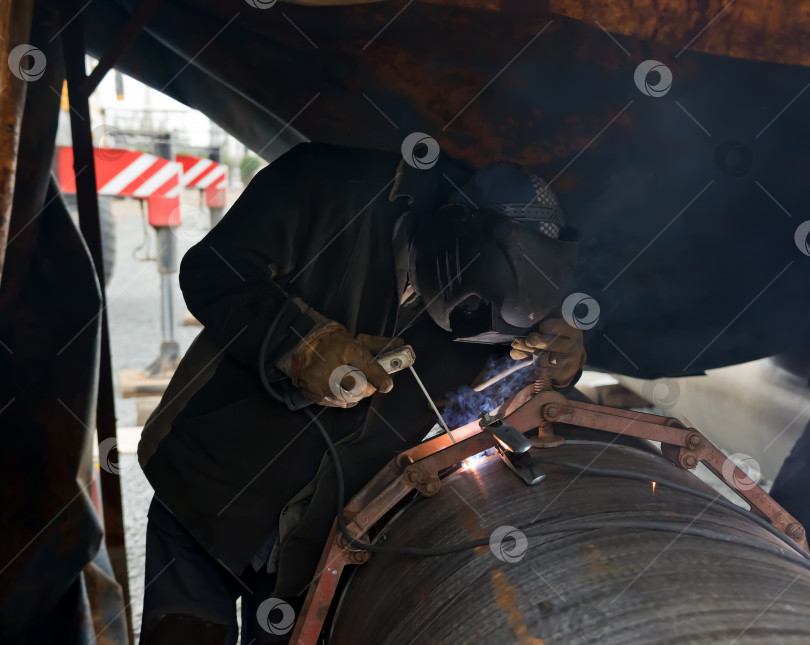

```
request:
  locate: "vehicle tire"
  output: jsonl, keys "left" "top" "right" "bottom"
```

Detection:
{"left": 98, "top": 196, "right": 116, "bottom": 285}
{"left": 64, "top": 193, "right": 116, "bottom": 286}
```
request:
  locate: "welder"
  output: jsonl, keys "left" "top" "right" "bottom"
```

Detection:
{"left": 136, "top": 141, "right": 584, "bottom": 644}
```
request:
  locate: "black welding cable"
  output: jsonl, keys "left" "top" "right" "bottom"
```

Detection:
{"left": 279, "top": 383, "right": 810, "bottom": 562}
{"left": 525, "top": 441, "right": 809, "bottom": 557}
{"left": 258, "top": 306, "right": 429, "bottom": 554}
{"left": 298, "top": 378, "right": 502, "bottom": 555}
{"left": 296, "top": 406, "right": 810, "bottom": 565}
{"left": 257, "top": 300, "right": 385, "bottom": 551}
{"left": 270, "top": 366, "right": 810, "bottom": 560}
{"left": 359, "top": 518, "right": 810, "bottom": 569}
{"left": 531, "top": 520, "right": 810, "bottom": 569}
{"left": 528, "top": 459, "right": 810, "bottom": 560}
{"left": 258, "top": 298, "right": 295, "bottom": 404}
{"left": 301, "top": 405, "right": 457, "bottom": 555}
{"left": 367, "top": 513, "right": 810, "bottom": 568}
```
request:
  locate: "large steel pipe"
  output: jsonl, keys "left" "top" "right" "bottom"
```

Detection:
{"left": 330, "top": 432, "right": 810, "bottom": 644}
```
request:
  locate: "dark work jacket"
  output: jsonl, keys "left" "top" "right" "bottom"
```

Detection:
{"left": 140, "top": 142, "right": 501, "bottom": 595}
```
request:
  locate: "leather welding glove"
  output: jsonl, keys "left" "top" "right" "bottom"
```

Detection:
{"left": 510, "top": 315, "right": 586, "bottom": 388}
{"left": 281, "top": 321, "right": 402, "bottom": 408}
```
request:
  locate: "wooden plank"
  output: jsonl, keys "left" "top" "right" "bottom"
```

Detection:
{"left": 183, "top": 310, "right": 202, "bottom": 327}
{"left": 118, "top": 369, "right": 171, "bottom": 398}
{"left": 136, "top": 396, "right": 163, "bottom": 425}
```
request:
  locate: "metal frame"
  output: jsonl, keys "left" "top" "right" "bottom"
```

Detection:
{"left": 79, "top": 0, "right": 167, "bottom": 97}
{"left": 56, "top": 0, "right": 168, "bottom": 637}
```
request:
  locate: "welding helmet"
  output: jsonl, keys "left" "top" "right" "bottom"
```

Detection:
{"left": 408, "top": 162, "right": 580, "bottom": 343}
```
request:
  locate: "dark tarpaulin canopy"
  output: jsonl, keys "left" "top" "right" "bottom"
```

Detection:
{"left": 80, "top": 0, "right": 810, "bottom": 378}
{"left": 2, "top": 0, "right": 810, "bottom": 641}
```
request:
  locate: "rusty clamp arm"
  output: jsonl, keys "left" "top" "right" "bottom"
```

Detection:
{"left": 499, "top": 390, "right": 808, "bottom": 552}
{"left": 290, "top": 427, "right": 497, "bottom": 644}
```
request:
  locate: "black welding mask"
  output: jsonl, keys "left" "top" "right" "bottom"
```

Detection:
{"left": 408, "top": 202, "right": 580, "bottom": 344}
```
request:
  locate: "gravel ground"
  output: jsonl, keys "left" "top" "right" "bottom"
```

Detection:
{"left": 107, "top": 194, "right": 208, "bottom": 427}
{"left": 106, "top": 191, "right": 241, "bottom": 638}
{"left": 119, "top": 454, "right": 152, "bottom": 638}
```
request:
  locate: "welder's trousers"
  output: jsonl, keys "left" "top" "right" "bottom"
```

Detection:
{"left": 139, "top": 497, "right": 299, "bottom": 645}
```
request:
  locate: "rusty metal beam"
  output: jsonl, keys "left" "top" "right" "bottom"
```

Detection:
{"left": 0, "top": 0, "right": 34, "bottom": 286}
{"left": 551, "top": 0, "right": 810, "bottom": 67}
{"left": 290, "top": 0, "right": 810, "bottom": 67}
{"left": 58, "top": 1, "right": 133, "bottom": 640}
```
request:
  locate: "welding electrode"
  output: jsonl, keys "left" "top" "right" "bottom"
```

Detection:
{"left": 409, "top": 366, "right": 457, "bottom": 444}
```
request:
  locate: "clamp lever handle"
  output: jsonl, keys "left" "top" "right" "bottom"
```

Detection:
{"left": 480, "top": 412, "right": 532, "bottom": 454}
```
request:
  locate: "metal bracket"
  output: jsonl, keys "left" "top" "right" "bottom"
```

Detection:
{"left": 480, "top": 412, "right": 532, "bottom": 453}
{"left": 500, "top": 386, "right": 808, "bottom": 551}
{"left": 496, "top": 448, "right": 547, "bottom": 485}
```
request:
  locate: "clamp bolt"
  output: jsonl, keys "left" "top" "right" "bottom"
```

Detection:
{"left": 545, "top": 406, "right": 559, "bottom": 419}
{"left": 424, "top": 481, "right": 440, "bottom": 496}
{"left": 683, "top": 455, "right": 697, "bottom": 468}
{"left": 687, "top": 434, "right": 702, "bottom": 449}
{"left": 788, "top": 523, "right": 805, "bottom": 541}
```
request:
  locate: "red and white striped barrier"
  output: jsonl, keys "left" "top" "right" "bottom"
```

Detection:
{"left": 55, "top": 147, "right": 230, "bottom": 226}
{"left": 175, "top": 155, "right": 228, "bottom": 209}
{"left": 54, "top": 146, "right": 181, "bottom": 227}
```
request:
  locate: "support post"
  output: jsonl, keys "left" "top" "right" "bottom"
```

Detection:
{"left": 144, "top": 134, "right": 180, "bottom": 377}
{"left": 208, "top": 146, "right": 225, "bottom": 226}
{"left": 0, "top": 0, "right": 33, "bottom": 285}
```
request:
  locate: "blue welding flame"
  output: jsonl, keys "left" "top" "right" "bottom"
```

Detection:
{"left": 441, "top": 354, "right": 533, "bottom": 428}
